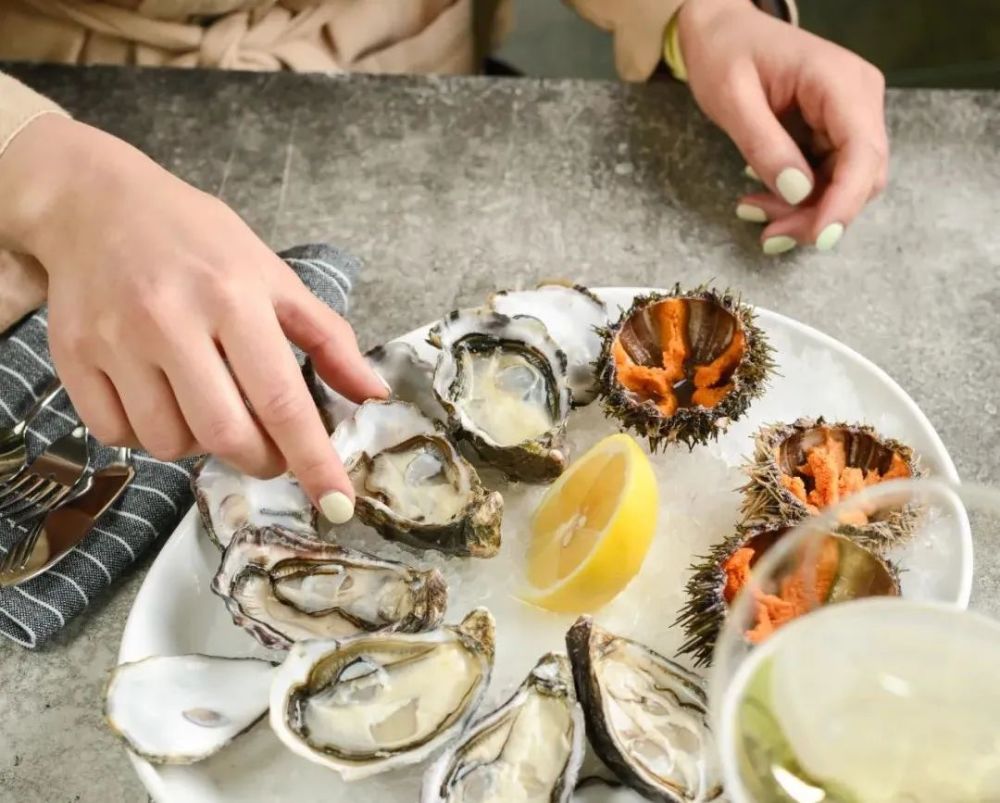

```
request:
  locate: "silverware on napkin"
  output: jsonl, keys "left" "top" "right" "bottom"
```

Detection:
{"left": 0, "top": 448, "right": 135, "bottom": 587}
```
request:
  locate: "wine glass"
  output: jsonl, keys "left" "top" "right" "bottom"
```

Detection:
{"left": 708, "top": 478, "right": 1000, "bottom": 803}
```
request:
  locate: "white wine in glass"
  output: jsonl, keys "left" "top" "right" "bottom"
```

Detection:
{"left": 710, "top": 480, "right": 1000, "bottom": 803}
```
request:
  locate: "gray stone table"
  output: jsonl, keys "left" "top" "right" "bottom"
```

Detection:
{"left": 1, "top": 65, "right": 998, "bottom": 802}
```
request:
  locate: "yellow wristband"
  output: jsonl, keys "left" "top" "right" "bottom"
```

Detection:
{"left": 662, "top": 11, "right": 688, "bottom": 82}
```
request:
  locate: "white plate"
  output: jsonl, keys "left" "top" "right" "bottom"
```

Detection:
{"left": 118, "top": 288, "right": 972, "bottom": 803}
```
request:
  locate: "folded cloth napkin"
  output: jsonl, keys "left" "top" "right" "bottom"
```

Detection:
{"left": 0, "top": 244, "right": 358, "bottom": 648}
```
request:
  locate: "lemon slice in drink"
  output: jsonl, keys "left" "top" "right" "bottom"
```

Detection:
{"left": 522, "top": 433, "right": 658, "bottom": 612}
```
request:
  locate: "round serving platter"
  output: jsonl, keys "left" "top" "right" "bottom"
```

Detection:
{"left": 117, "top": 287, "right": 972, "bottom": 803}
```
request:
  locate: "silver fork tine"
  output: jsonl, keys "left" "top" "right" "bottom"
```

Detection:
{"left": 0, "top": 473, "right": 44, "bottom": 504}
{"left": 2, "top": 480, "right": 63, "bottom": 520}
{"left": 0, "top": 520, "right": 44, "bottom": 575}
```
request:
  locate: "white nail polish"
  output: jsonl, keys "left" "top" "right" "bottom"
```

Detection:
{"left": 775, "top": 168, "right": 813, "bottom": 205}
{"left": 320, "top": 491, "right": 354, "bottom": 525}
{"left": 816, "top": 222, "right": 845, "bottom": 251}
{"left": 736, "top": 203, "right": 768, "bottom": 223}
{"left": 762, "top": 236, "right": 797, "bottom": 255}
{"left": 744, "top": 164, "right": 761, "bottom": 181}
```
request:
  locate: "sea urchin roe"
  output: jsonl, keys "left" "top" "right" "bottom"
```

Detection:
{"left": 780, "top": 431, "right": 911, "bottom": 525}
{"left": 722, "top": 538, "right": 839, "bottom": 644}
{"left": 612, "top": 299, "right": 745, "bottom": 414}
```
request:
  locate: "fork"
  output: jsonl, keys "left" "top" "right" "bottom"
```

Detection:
{"left": 0, "top": 377, "right": 64, "bottom": 481}
{"left": 0, "top": 448, "right": 134, "bottom": 583}
{"left": 0, "top": 424, "right": 92, "bottom": 523}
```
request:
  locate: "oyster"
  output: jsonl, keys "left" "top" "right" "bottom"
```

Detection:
{"left": 675, "top": 522, "right": 901, "bottom": 667}
{"left": 489, "top": 283, "right": 609, "bottom": 406}
{"left": 422, "top": 652, "right": 585, "bottom": 803}
{"left": 334, "top": 399, "right": 503, "bottom": 557}
{"left": 566, "top": 617, "right": 723, "bottom": 803}
{"left": 212, "top": 524, "right": 448, "bottom": 650}
{"left": 306, "top": 340, "right": 446, "bottom": 432}
{"left": 104, "top": 654, "right": 277, "bottom": 765}
{"left": 596, "top": 286, "right": 774, "bottom": 450}
{"left": 742, "top": 418, "right": 921, "bottom": 549}
{"left": 270, "top": 608, "right": 496, "bottom": 781}
{"left": 573, "top": 777, "right": 650, "bottom": 802}
{"left": 429, "top": 308, "right": 572, "bottom": 482}
{"left": 192, "top": 457, "right": 316, "bottom": 549}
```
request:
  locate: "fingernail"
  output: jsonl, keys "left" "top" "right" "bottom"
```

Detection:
{"left": 744, "top": 164, "right": 760, "bottom": 181}
{"left": 815, "top": 222, "right": 845, "bottom": 251}
{"left": 775, "top": 168, "right": 813, "bottom": 205}
{"left": 320, "top": 491, "right": 354, "bottom": 524}
{"left": 762, "top": 236, "right": 797, "bottom": 255}
{"left": 376, "top": 372, "right": 392, "bottom": 397}
{"left": 736, "top": 203, "right": 768, "bottom": 223}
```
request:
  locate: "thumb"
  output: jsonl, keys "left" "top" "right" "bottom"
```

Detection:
{"left": 714, "top": 70, "right": 816, "bottom": 206}
{"left": 275, "top": 281, "right": 389, "bottom": 404}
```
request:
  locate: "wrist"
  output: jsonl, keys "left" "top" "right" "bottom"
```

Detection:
{"left": 0, "top": 116, "right": 146, "bottom": 259}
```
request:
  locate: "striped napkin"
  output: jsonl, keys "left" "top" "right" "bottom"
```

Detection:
{"left": 0, "top": 244, "right": 358, "bottom": 648}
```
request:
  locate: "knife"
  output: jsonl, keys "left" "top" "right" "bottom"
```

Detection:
{"left": 0, "top": 449, "right": 135, "bottom": 587}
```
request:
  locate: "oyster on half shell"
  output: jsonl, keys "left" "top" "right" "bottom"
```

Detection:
{"left": 422, "top": 652, "right": 586, "bottom": 803}
{"left": 212, "top": 524, "right": 448, "bottom": 650}
{"left": 566, "top": 617, "right": 723, "bottom": 803}
{"left": 306, "top": 340, "right": 446, "bottom": 432}
{"left": 489, "top": 283, "right": 609, "bottom": 406}
{"left": 192, "top": 457, "right": 317, "bottom": 549}
{"left": 429, "top": 308, "right": 572, "bottom": 483}
{"left": 334, "top": 399, "right": 503, "bottom": 557}
{"left": 104, "top": 655, "right": 277, "bottom": 765}
{"left": 269, "top": 608, "right": 496, "bottom": 781}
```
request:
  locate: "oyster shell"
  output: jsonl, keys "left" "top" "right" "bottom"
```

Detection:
{"left": 192, "top": 457, "right": 316, "bottom": 549}
{"left": 489, "top": 283, "right": 609, "bottom": 406}
{"left": 334, "top": 399, "right": 503, "bottom": 557}
{"left": 573, "top": 777, "right": 650, "bottom": 802}
{"left": 675, "top": 522, "right": 901, "bottom": 667}
{"left": 742, "top": 418, "right": 922, "bottom": 549}
{"left": 566, "top": 617, "right": 723, "bottom": 803}
{"left": 422, "top": 652, "right": 586, "bottom": 802}
{"left": 104, "top": 655, "right": 277, "bottom": 765}
{"left": 269, "top": 608, "right": 496, "bottom": 781}
{"left": 596, "top": 286, "right": 774, "bottom": 450}
{"left": 429, "top": 308, "right": 572, "bottom": 482}
{"left": 306, "top": 341, "right": 445, "bottom": 432}
{"left": 212, "top": 524, "right": 448, "bottom": 650}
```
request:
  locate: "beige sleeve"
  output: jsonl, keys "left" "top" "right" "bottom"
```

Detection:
{"left": 0, "top": 73, "right": 66, "bottom": 330}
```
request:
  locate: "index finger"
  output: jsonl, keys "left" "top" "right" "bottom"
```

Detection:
{"left": 220, "top": 303, "right": 356, "bottom": 525}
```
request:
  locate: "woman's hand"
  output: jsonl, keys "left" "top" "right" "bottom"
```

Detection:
{"left": 678, "top": 0, "right": 889, "bottom": 254}
{"left": 0, "top": 115, "right": 386, "bottom": 523}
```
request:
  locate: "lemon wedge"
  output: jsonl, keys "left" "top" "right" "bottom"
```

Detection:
{"left": 522, "top": 433, "right": 659, "bottom": 612}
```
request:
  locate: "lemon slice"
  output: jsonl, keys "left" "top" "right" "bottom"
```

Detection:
{"left": 522, "top": 433, "right": 659, "bottom": 612}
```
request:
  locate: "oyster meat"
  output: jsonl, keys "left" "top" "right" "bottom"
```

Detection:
{"left": 742, "top": 418, "right": 921, "bottom": 549}
{"left": 490, "top": 283, "right": 609, "bottom": 406}
{"left": 566, "top": 617, "right": 723, "bottom": 802}
{"left": 212, "top": 524, "right": 448, "bottom": 650}
{"left": 334, "top": 399, "right": 503, "bottom": 557}
{"left": 675, "top": 522, "right": 901, "bottom": 667}
{"left": 270, "top": 608, "right": 496, "bottom": 781}
{"left": 104, "top": 654, "right": 277, "bottom": 765}
{"left": 422, "top": 652, "right": 585, "bottom": 803}
{"left": 192, "top": 456, "right": 316, "bottom": 549}
{"left": 306, "top": 340, "right": 446, "bottom": 432}
{"left": 429, "top": 308, "right": 572, "bottom": 482}
{"left": 596, "top": 286, "right": 774, "bottom": 450}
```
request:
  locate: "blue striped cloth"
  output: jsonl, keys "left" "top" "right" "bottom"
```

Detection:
{"left": 0, "top": 244, "right": 357, "bottom": 648}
